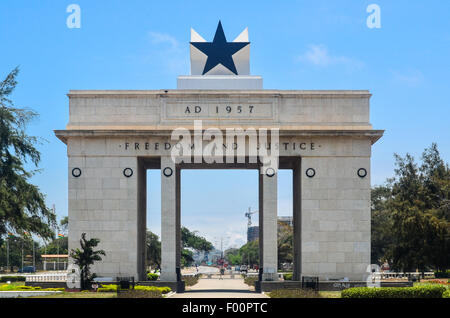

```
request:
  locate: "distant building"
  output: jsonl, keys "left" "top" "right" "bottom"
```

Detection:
{"left": 247, "top": 226, "right": 259, "bottom": 243}
{"left": 247, "top": 217, "right": 293, "bottom": 243}
{"left": 278, "top": 216, "right": 293, "bottom": 227}
{"left": 192, "top": 248, "right": 223, "bottom": 264}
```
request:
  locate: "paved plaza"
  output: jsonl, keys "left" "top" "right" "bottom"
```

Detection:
{"left": 171, "top": 278, "right": 269, "bottom": 298}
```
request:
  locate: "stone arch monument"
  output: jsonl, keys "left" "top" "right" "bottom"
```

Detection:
{"left": 55, "top": 22, "right": 383, "bottom": 288}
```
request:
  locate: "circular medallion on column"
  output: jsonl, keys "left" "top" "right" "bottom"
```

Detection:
{"left": 305, "top": 168, "right": 315, "bottom": 178}
{"left": 71, "top": 168, "right": 82, "bottom": 178}
{"left": 265, "top": 168, "right": 276, "bottom": 177}
{"left": 123, "top": 168, "right": 133, "bottom": 178}
{"left": 163, "top": 167, "right": 173, "bottom": 177}
{"left": 357, "top": 168, "right": 367, "bottom": 178}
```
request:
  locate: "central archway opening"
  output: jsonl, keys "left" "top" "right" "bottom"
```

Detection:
{"left": 141, "top": 156, "right": 302, "bottom": 292}
{"left": 180, "top": 168, "right": 259, "bottom": 292}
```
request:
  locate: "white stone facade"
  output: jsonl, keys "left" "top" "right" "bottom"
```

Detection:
{"left": 56, "top": 90, "right": 382, "bottom": 282}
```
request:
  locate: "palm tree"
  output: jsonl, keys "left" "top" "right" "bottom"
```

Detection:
{"left": 69, "top": 233, "right": 105, "bottom": 290}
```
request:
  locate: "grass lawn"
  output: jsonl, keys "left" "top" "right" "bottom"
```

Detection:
{"left": 319, "top": 291, "right": 341, "bottom": 298}
{"left": 7, "top": 282, "right": 26, "bottom": 288}
{"left": 31, "top": 292, "right": 116, "bottom": 298}
{"left": 269, "top": 289, "right": 342, "bottom": 298}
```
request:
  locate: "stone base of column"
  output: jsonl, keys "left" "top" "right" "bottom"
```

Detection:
{"left": 160, "top": 271, "right": 177, "bottom": 282}
{"left": 262, "top": 267, "right": 279, "bottom": 281}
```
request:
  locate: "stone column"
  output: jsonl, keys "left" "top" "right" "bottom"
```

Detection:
{"left": 160, "top": 156, "right": 177, "bottom": 281}
{"left": 68, "top": 154, "right": 139, "bottom": 279}
{"left": 292, "top": 158, "right": 302, "bottom": 281}
{"left": 175, "top": 168, "right": 181, "bottom": 278}
{"left": 259, "top": 166, "right": 278, "bottom": 281}
{"left": 137, "top": 158, "right": 147, "bottom": 281}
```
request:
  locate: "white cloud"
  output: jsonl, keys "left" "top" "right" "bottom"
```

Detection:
{"left": 149, "top": 31, "right": 180, "bottom": 50}
{"left": 297, "top": 44, "right": 364, "bottom": 69}
{"left": 182, "top": 216, "right": 248, "bottom": 250}
{"left": 391, "top": 69, "right": 424, "bottom": 86}
{"left": 135, "top": 31, "right": 188, "bottom": 74}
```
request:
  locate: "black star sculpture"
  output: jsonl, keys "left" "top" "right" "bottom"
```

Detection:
{"left": 190, "top": 21, "right": 250, "bottom": 75}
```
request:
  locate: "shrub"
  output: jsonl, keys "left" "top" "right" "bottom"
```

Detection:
{"left": 423, "top": 279, "right": 450, "bottom": 286}
{"left": 0, "top": 285, "right": 64, "bottom": 292}
{"left": 443, "top": 289, "right": 450, "bottom": 298}
{"left": 244, "top": 276, "right": 258, "bottom": 287}
{"left": 270, "top": 289, "right": 321, "bottom": 298}
{"left": 97, "top": 284, "right": 171, "bottom": 294}
{"left": 183, "top": 275, "right": 199, "bottom": 287}
{"left": 147, "top": 273, "right": 159, "bottom": 281}
{"left": 283, "top": 273, "right": 293, "bottom": 281}
{"left": 18, "top": 285, "right": 39, "bottom": 290}
{"left": 434, "top": 270, "right": 450, "bottom": 279}
{"left": 42, "top": 288, "right": 65, "bottom": 292}
{"left": 97, "top": 284, "right": 117, "bottom": 292}
{"left": 341, "top": 285, "right": 446, "bottom": 298}
{"left": 118, "top": 290, "right": 162, "bottom": 298}
{"left": 0, "top": 276, "right": 26, "bottom": 282}
{"left": 0, "top": 284, "right": 20, "bottom": 291}
{"left": 135, "top": 285, "right": 171, "bottom": 294}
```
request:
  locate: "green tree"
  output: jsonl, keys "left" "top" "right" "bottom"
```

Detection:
{"left": 181, "top": 249, "right": 194, "bottom": 267}
{"left": 145, "top": 228, "right": 214, "bottom": 269}
{"left": 146, "top": 231, "right": 161, "bottom": 270}
{"left": 180, "top": 227, "right": 213, "bottom": 266}
{"left": 389, "top": 153, "right": 430, "bottom": 271}
{"left": 0, "top": 67, "right": 56, "bottom": 240}
{"left": 40, "top": 217, "right": 69, "bottom": 255}
{"left": 278, "top": 221, "right": 293, "bottom": 267}
{"left": 224, "top": 248, "right": 241, "bottom": 265}
{"left": 42, "top": 236, "right": 68, "bottom": 255}
{"left": 239, "top": 240, "right": 259, "bottom": 266}
{"left": 69, "top": 233, "right": 105, "bottom": 290}
{"left": 181, "top": 227, "right": 213, "bottom": 252}
{"left": 60, "top": 216, "right": 68, "bottom": 234}
{"left": 0, "top": 234, "right": 42, "bottom": 269}
{"left": 371, "top": 184, "right": 394, "bottom": 264}
{"left": 418, "top": 144, "right": 450, "bottom": 271}
{"left": 373, "top": 144, "right": 450, "bottom": 272}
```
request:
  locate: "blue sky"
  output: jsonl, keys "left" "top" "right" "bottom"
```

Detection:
{"left": 1, "top": 1, "right": 449, "bottom": 248}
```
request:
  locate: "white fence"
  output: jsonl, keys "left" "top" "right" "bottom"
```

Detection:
{"left": 374, "top": 272, "right": 434, "bottom": 280}
{"left": 25, "top": 272, "right": 67, "bottom": 282}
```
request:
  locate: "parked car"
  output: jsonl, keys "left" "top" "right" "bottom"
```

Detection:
{"left": 235, "top": 265, "right": 240, "bottom": 272}
{"left": 240, "top": 265, "right": 248, "bottom": 273}
{"left": 18, "top": 266, "right": 35, "bottom": 273}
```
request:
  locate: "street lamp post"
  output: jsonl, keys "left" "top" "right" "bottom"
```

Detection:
{"left": 6, "top": 237, "right": 9, "bottom": 272}
{"left": 32, "top": 239, "right": 35, "bottom": 270}
{"left": 57, "top": 237, "right": 59, "bottom": 271}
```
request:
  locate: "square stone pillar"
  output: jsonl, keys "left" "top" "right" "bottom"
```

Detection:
{"left": 259, "top": 167, "right": 278, "bottom": 281}
{"left": 292, "top": 158, "right": 302, "bottom": 281}
{"left": 301, "top": 156, "right": 371, "bottom": 281}
{"left": 67, "top": 154, "right": 140, "bottom": 279}
{"left": 175, "top": 168, "right": 181, "bottom": 271}
{"left": 160, "top": 156, "right": 178, "bottom": 282}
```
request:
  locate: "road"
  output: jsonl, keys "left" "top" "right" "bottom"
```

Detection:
{"left": 172, "top": 268, "right": 268, "bottom": 298}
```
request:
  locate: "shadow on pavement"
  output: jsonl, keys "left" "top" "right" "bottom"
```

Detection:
{"left": 185, "top": 289, "right": 258, "bottom": 294}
